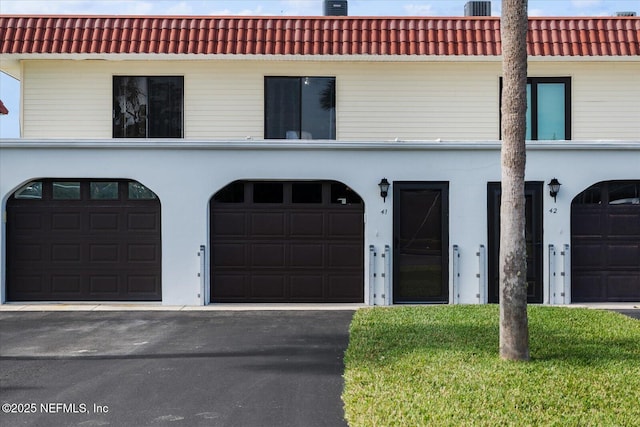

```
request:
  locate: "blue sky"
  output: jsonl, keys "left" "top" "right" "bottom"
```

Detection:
{"left": 1, "top": 0, "right": 638, "bottom": 137}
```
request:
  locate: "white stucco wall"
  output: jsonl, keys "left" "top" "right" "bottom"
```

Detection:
{"left": 1, "top": 139, "right": 638, "bottom": 305}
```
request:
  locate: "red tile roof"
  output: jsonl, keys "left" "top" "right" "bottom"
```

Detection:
{"left": 0, "top": 99, "right": 8, "bottom": 115}
{"left": 0, "top": 15, "right": 638, "bottom": 56}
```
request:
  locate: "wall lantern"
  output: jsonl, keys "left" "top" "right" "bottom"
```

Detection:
{"left": 548, "top": 178, "right": 561, "bottom": 202}
{"left": 379, "top": 178, "right": 390, "bottom": 202}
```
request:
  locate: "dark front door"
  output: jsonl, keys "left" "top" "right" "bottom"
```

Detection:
{"left": 487, "top": 182, "right": 543, "bottom": 303}
{"left": 393, "top": 182, "right": 449, "bottom": 303}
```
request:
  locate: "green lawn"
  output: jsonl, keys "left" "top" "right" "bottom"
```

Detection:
{"left": 342, "top": 305, "right": 640, "bottom": 427}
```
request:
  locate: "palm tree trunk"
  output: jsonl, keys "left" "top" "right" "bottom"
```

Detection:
{"left": 499, "top": 0, "right": 530, "bottom": 361}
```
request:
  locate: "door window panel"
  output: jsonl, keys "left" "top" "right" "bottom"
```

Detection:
{"left": 331, "top": 183, "right": 362, "bottom": 205}
{"left": 253, "top": 182, "right": 284, "bottom": 203}
{"left": 90, "top": 182, "right": 119, "bottom": 200}
{"left": 214, "top": 181, "right": 245, "bottom": 203}
{"left": 53, "top": 182, "right": 81, "bottom": 200}
{"left": 292, "top": 183, "right": 323, "bottom": 204}
{"left": 609, "top": 182, "right": 640, "bottom": 205}
{"left": 128, "top": 182, "right": 158, "bottom": 200}
{"left": 14, "top": 182, "right": 43, "bottom": 199}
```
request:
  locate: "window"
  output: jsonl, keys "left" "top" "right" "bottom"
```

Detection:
{"left": 331, "top": 183, "right": 362, "bottom": 205}
{"left": 501, "top": 77, "right": 571, "bottom": 140}
{"left": 253, "top": 182, "right": 284, "bottom": 203}
{"left": 573, "top": 181, "right": 640, "bottom": 205}
{"left": 292, "top": 183, "right": 322, "bottom": 204}
{"left": 52, "top": 182, "right": 81, "bottom": 200}
{"left": 265, "top": 77, "right": 336, "bottom": 140}
{"left": 609, "top": 182, "right": 640, "bottom": 205}
{"left": 128, "top": 182, "right": 158, "bottom": 200}
{"left": 213, "top": 181, "right": 245, "bottom": 203}
{"left": 113, "top": 76, "right": 183, "bottom": 138}
{"left": 90, "top": 182, "right": 119, "bottom": 200}
{"left": 14, "top": 182, "right": 42, "bottom": 199}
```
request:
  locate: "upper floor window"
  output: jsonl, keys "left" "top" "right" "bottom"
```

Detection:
{"left": 265, "top": 77, "right": 336, "bottom": 140}
{"left": 501, "top": 77, "right": 571, "bottom": 140}
{"left": 113, "top": 76, "right": 183, "bottom": 138}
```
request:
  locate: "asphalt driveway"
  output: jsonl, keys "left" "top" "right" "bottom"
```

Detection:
{"left": 615, "top": 309, "right": 640, "bottom": 320}
{"left": 0, "top": 311, "right": 353, "bottom": 427}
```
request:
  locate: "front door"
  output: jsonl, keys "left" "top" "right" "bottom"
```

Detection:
{"left": 393, "top": 182, "right": 449, "bottom": 303}
{"left": 487, "top": 182, "right": 543, "bottom": 303}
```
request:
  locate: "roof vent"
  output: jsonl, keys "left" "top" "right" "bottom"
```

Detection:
{"left": 615, "top": 11, "right": 636, "bottom": 16}
{"left": 324, "top": 0, "right": 348, "bottom": 16}
{"left": 464, "top": 1, "right": 491, "bottom": 17}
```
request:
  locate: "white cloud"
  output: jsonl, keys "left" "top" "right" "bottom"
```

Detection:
{"left": 0, "top": 0, "right": 157, "bottom": 14}
{"left": 163, "top": 1, "right": 195, "bottom": 15}
{"left": 528, "top": 8, "right": 547, "bottom": 17}
{"left": 571, "top": 0, "right": 602, "bottom": 8}
{"left": 0, "top": 0, "right": 73, "bottom": 14}
{"left": 403, "top": 4, "right": 436, "bottom": 16}
{"left": 207, "top": 6, "right": 266, "bottom": 16}
{"left": 280, "top": 0, "right": 319, "bottom": 16}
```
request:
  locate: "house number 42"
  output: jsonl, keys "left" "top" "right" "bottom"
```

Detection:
{"left": 549, "top": 208, "right": 558, "bottom": 214}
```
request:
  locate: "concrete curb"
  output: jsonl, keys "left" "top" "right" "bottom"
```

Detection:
{"left": 0, "top": 303, "right": 366, "bottom": 311}
{"left": 1, "top": 302, "right": 638, "bottom": 312}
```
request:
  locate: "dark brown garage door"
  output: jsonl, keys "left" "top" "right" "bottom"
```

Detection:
{"left": 210, "top": 181, "right": 364, "bottom": 303}
{"left": 7, "top": 179, "right": 161, "bottom": 301}
{"left": 572, "top": 181, "right": 640, "bottom": 302}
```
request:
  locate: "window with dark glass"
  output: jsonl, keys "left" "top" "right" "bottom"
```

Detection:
{"left": 52, "top": 182, "right": 81, "bottom": 200}
{"left": 501, "top": 77, "right": 571, "bottom": 140}
{"left": 292, "top": 183, "right": 323, "bottom": 204}
{"left": 113, "top": 76, "right": 183, "bottom": 138}
{"left": 213, "top": 181, "right": 245, "bottom": 203}
{"left": 609, "top": 182, "right": 640, "bottom": 205}
{"left": 253, "top": 182, "right": 284, "bottom": 203}
{"left": 128, "top": 182, "right": 158, "bottom": 200}
{"left": 90, "top": 182, "right": 119, "bottom": 200}
{"left": 573, "top": 181, "right": 640, "bottom": 205}
{"left": 331, "top": 183, "right": 362, "bottom": 205}
{"left": 265, "top": 77, "right": 336, "bottom": 140}
{"left": 14, "top": 182, "right": 43, "bottom": 199}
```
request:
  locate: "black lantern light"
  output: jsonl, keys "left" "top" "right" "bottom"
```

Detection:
{"left": 548, "top": 178, "right": 561, "bottom": 202}
{"left": 378, "top": 178, "right": 390, "bottom": 202}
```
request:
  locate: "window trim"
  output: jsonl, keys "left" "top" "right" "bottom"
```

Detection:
{"left": 500, "top": 76, "right": 571, "bottom": 141}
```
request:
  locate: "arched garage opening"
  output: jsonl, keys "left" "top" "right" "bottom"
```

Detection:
{"left": 571, "top": 180, "right": 640, "bottom": 302}
{"left": 210, "top": 180, "right": 364, "bottom": 303}
{"left": 6, "top": 179, "right": 161, "bottom": 301}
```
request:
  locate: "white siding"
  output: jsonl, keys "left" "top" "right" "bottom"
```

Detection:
{"left": 23, "top": 61, "right": 112, "bottom": 138}
{"left": 21, "top": 59, "right": 640, "bottom": 140}
{"left": 338, "top": 62, "right": 500, "bottom": 140}
{"left": 528, "top": 62, "right": 640, "bottom": 140}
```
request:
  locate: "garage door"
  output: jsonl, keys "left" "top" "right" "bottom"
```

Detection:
{"left": 7, "top": 179, "right": 161, "bottom": 301}
{"left": 572, "top": 181, "right": 640, "bottom": 302}
{"left": 210, "top": 181, "right": 364, "bottom": 303}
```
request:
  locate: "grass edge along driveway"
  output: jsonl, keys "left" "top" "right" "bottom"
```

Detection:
{"left": 342, "top": 305, "right": 640, "bottom": 427}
